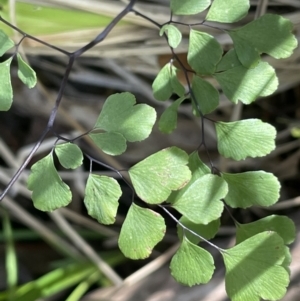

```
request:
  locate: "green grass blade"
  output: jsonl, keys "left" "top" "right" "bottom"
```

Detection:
{"left": 1, "top": 208, "right": 18, "bottom": 301}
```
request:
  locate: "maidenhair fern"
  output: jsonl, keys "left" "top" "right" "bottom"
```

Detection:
{"left": 0, "top": 1, "right": 298, "bottom": 300}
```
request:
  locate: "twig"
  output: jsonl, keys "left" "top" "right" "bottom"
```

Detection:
{"left": 93, "top": 242, "right": 180, "bottom": 300}
{"left": 265, "top": 196, "right": 300, "bottom": 211}
{"left": 49, "top": 210, "right": 123, "bottom": 285}
{"left": 1, "top": 195, "right": 84, "bottom": 261}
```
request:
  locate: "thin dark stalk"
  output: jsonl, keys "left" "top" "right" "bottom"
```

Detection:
{"left": 0, "top": 56, "right": 75, "bottom": 201}
{"left": 0, "top": 128, "right": 49, "bottom": 200}
{"left": 159, "top": 205, "right": 224, "bottom": 252}
{"left": 47, "top": 56, "right": 75, "bottom": 128}
{"left": 131, "top": 8, "right": 162, "bottom": 28}
{"left": 74, "top": 0, "right": 138, "bottom": 57}
{"left": 166, "top": 20, "right": 205, "bottom": 26}
{"left": 224, "top": 204, "right": 239, "bottom": 225}
{"left": 0, "top": 16, "right": 71, "bottom": 55}
{"left": 85, "top": 154, "right": 135, "bottom": 202}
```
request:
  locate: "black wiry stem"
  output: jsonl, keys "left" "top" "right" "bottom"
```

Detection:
{"left": 74, "top": 0, "right": 138, "bottom": 57}
{"left": 0, "top": 16, "right": 71, "bottom": 55}
{"left": 159, "top": 205, "right": 224, "bottom": 252}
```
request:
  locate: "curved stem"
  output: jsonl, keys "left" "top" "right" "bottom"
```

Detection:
{"left": 0, "top": 16, "right": 70, "bottom": 55}
{"left": 0, "top": 128, "right": 49, "bottom": 201}
{"left": 74, "top": 0, "right": 138, "bottom": 57}
{"left": 159, "top": 205, "right": 224, "bottom": 252}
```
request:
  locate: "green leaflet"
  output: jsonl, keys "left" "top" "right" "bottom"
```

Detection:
{"left": 84, "top": 174, "right": 122, "bottom": 225}
{"left": 222, "top": 232, "right": 289, "bottom": 301}
{"left": 129, "top": 147, "right": 191, "bottom": 204}
{"left": 118, "top": 203, "right": 166, "bottom": 259}
{"left": 222, "top": 171, "right": 280, "bottom": 208}
{"left": 27, "top": 153, "right": 72, "bottom": 211}
{"left": 229, "top": 31, "right": 261, "bottom": 68}
{"left": 55, "top": 143, "right": 83, "bottom": 169}
{"left": 158, "top": 96, "right": 186, "bottom": 134}
{"left": 188, "top": 151, "right": 211, "bottom": 176}
{"left": 236, "top": 215, "right": 296, "bottom": 245}
{"left": 89, "top": 132, "right": 127, "bottom": 156}
{"left": 282, "top": 246, "right": 292, "bottom": 275}
{"left": 192, "top": 75, "right": 219, "bottom": 114}
{"left": 168, "top": 153, "right": 223, "bottom": 225}
{"left": 170, "top": 0, "right": 210, "bottom": 15}
{"left": 214, "top": 61, "right": 278, "bottom": 104}
{"left": 0, "top": 29, "right": 14, "bottom": 56}
{"left": 229, "top": 14, "right": 298, "bottom": 68}
{"left": 177, "top": 216, "right": 220, "bottom": 244}
{"left": 169, "top": 174, "right": 227, "bottom": 224}
{"left": 170, "top": 237, "right": 215, "bottom": 286}
{"left": 152, "top": 63, "right": 185, "bottom": 101}
{"left": 215, "top": 119, "right": 276, "bottom": 160}
{"left": 93, "top": 92, "right": 156, "bottom": 142}
{"left": 0, "top": 57, "right": 13, "bottom": 111}
{"left": 160, "top": 24, "right": 182, "bottom": 48}
{"left": 206, "top": 0, "right": 250, "bottom": 23}
{"left": 216, "top": 49, "right": 243, "bottom": 72}
{"left": 89, "top": 92, "right": 156, "bottom": 155}
{"left": 188, "top": 29, "right": 223, "bottom": 75}
{"left": 17, "top": 54, "right": 37, "bottom": 89}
